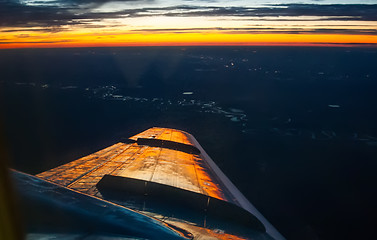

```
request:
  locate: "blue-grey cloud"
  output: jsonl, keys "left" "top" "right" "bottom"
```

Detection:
{"left": 263, "top": 4, "right": 377, "bottom": 21}
{"left": 147, "top": 4, "right": 377, "bottom": 21}
{"left": 130, "top": 27, "right": 377, "bottom": 35}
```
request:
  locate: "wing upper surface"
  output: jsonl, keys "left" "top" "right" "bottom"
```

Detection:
{"left": 37, "top": 128, "right": 231, "bottom": 202}
{"left": 34, "top": 127, "right": 284, "bottom": 239}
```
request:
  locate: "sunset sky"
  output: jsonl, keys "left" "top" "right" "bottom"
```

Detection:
{"left": 1, "top": 0, "right": 377, "bottom": 48}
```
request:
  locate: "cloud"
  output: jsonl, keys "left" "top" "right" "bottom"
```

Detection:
{"left": 0, "top": 40, "right": 72, "bottom": 44}
{"left": 0, "top": 0, "right": 151, "bottom": 28}
{"left": 0, "top": 1, "right": 74, "bottom": 28}
{"left": 262, "top": 4, "right": 377, "bottom": 21}
{"left": 303, "top": 42, "right": 377, "bottom": 46}
{"left": 130, "top": 27, "right": 377, "bottom": 36}
{"left": 146, "top": 4, "right": 377, "bottom": 21}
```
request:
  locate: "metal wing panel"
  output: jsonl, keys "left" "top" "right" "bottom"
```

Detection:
{"left": 36, "top": 127, "right": 232, "bottom": 203}
{"left": 31, "top": 127, "right": 287, "bottom": 239}
{"left": 36, "top": 143, "right": 130, "bottom": 186}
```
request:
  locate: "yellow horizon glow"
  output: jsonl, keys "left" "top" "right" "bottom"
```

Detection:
{"left": 1, "top": 31, "right": 377, "bottom": 49}
{"left": 1, "top": 15, "right": 377, "bottom": 49}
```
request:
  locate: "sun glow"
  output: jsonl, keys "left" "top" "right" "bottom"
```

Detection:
{"left": 1, "top": 1, "right": 377, "bottom": 48}
{"left": 1, "top": 30, "right": 377, "bottom": 49}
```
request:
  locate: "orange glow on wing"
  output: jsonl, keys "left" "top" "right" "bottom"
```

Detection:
{"left": 37, "top": 127, "right": 229, "bottom": 201}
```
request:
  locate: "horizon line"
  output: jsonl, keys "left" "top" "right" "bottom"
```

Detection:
{"left": 2, "top": 42, "right": 377, "bottom": 50}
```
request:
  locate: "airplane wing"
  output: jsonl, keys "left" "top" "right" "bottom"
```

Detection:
{"left": 14, "top": 127, "right": 284, "bottom": 239}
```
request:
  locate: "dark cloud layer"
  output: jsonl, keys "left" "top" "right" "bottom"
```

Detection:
{"left": 253, "top": 4, "right": 377, "bottom": 20}
{"left": 0, "top": 0, "right": 376, "bottom": 35}
{"left": 130, "top": 27, "right": 377, "bottom": 35}
{"left": 156, "top": 4, "right": 377, "bottom": 21}
{"left": 0, "top": 40, "right": 71, "bottom": 44}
